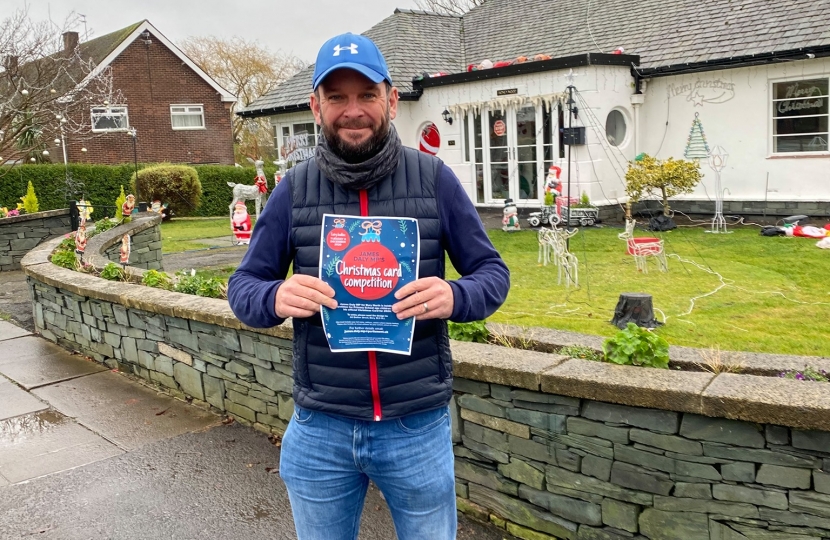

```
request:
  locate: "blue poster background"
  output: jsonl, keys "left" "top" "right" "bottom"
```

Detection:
{"left": 319, "top": 214, "right": 420, "bottom": 354}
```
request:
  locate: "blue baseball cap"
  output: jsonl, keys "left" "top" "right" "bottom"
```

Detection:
{"left": 312, "top": 33, "right": 393, "bottom": 90}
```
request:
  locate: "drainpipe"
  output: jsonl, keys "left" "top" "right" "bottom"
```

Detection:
{"left": 630, "top": 73, "right": 646, "bottom": 156}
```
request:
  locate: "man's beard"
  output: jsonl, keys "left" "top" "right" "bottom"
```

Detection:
{"left": 320, "top": 106, "right": 391, "bottom": 164}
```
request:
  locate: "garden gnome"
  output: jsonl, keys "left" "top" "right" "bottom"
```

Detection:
{"left": 502, "top": 199, "right": 521, "bottom": 232}
{"left": 121, "top": 194, "right": 135, "bottom": 222}
{"left": 232, "top": 201, "right": 252, "bottom": 244}
{"left": 75, "top": 224, "right": 87, "bottom": 255}
{"left": 150, "top": 200, "right": 169, "bottom": 220}
{"left": 120, "top": 234, "right": 130, "bottom": 265}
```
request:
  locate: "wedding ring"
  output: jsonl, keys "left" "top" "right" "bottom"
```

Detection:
{"left": 423, "top": 302, "right": 429, "bottom": 313}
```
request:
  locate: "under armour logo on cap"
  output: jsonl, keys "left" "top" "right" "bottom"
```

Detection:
{"left": 333, "top": 43, "right": 358, "bottom": 56}
{"left": 313, "top": 33, "right": 393, "bottom": 90}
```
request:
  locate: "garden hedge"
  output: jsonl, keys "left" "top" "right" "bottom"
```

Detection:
{"left": 0, "top": 162, "right": 279, "bottom": 218}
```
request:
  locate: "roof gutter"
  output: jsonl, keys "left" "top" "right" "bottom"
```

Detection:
{"left": 413, "top": 53, "right": 640, "bottom": 90}
{"left": 636, "top": 45, "right": 830, "bottom": 78}
{"left": 236, "top": 90, "right": 423, "bottom": 118}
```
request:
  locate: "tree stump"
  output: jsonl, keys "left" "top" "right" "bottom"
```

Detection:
{"left": 611, "top": 293, "right": 662, "bottom": 329}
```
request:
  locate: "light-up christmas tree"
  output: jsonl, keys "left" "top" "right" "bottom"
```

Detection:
{"left": 684, "top": 112, "right": 710, "bottom": 159}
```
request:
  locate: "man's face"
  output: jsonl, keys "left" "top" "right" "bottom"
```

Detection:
{"left": 311, "top": 69, "right": 399, "bottom": 162}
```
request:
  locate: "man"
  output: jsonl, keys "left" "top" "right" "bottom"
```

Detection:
{"left": 227, "top": 33, "right": 509, "bottom": 540}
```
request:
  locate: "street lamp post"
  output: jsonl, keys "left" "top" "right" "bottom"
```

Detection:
{"left": 127, "top": 127, "right": 142, "bottom": 208}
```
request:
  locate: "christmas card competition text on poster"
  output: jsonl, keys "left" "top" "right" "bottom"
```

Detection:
{"left": 319, "top": 214, "right": 420, "bottom": 355}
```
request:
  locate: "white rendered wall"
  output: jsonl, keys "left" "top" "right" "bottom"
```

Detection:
{"left": 639, "top": 57, "right": 830, "bottom": 203}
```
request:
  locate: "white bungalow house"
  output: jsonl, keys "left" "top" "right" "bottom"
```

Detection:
{"left": 239, "top": 0, "right": 830, "bottom": 219}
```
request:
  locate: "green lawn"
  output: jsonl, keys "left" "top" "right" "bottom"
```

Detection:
{"left": 160, "top": 217, "right": 253, "bottom": 253}
{"left": 159, "top": 218, "right": 830, "bottom": 357}
{"left": 449, "top": 227, "right": 830, "bottom": 357}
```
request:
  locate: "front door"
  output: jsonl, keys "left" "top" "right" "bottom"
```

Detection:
{"left": 476, "top": 103, "right": 553, "bottom": 205}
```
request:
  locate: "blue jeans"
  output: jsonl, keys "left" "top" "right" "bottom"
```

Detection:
{"left": 279, "top": 405, "right": 457, "bottom": 540}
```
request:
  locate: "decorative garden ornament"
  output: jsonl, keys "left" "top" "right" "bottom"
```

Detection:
{"left": 502, "top": 199, "right": 520, "bottom": 232}
{"left": 121, "top": 194, "right": 135, "bottom": 222}
{"left": 536, "top": 226, "right": 579, "bottom": 287}
{"left": 120, "top": 234, "right": 131, "bottom": 265}
{"left": 227, "top": 159, "right": 268, "bottom": 220}
{"left": 618, "top": 219, "right": 668, "bottom": 273}
{"left": 75, "top": 224, "right": 87, "bottom": 255}
{"left": 231, "top": 201, "right": 252, "bottom": 245}
{"left": 707, "top": 146, "right": 730, "bottom": 234}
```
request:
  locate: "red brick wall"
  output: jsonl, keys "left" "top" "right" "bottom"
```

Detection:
{"left": 65, "top": 32, "right": 235, "bottom": 165}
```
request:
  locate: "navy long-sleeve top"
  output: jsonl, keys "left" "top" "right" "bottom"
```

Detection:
{"left": 227, "top": 163, "right": 510, "bottom": 328}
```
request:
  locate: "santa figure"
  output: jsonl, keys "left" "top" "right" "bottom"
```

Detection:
{"left": 121, "top": 194, "right": 136, "bottom": 222}
{"left": 75, "top": 224, "right": 87, "bottom": 255}
{"left": 232, "top": 201, "right": 252, "bottom": 245}
{"left": 502, "top": 198, "right": 520, "bottom": 232}
{"left": 545, "top": 166, "right": 562, "bottom": 196}
{"left": 120, "top": 234, "right": 131, "bottom": 265}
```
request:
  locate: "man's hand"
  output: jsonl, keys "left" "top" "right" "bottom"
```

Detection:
{"left": 392, "top": 277, "right": 453, "bottom": 321}
{"left": 275, "top": 274, "right": 337, "bottom": 319}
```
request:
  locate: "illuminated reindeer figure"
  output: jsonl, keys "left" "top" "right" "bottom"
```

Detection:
{"left": 227, "top": 158, "right": 268, "bottom": 220}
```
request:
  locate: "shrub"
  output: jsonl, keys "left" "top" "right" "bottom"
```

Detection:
{"left": 100, "top": 262, "right": 126, "bottom": 281}
{"left": 51, "top": 249, "right": 77, "bottom": 270}
{"left": 448, "top": 320, "right": 490, "bottom": 343}
{"left": 91, "top": 217, "right": 117, "bottom": 236}
{"left": 19, "top": 181, "right": 38, "bottom": 213}
{"left": 131, "top": 164, "right": 201, "bottom": 217}
{"left": 142, "top": 269, "right": 173, "bottom": 290}
{"left": 603, "top": 322, "right": 669, "bottom": 369}
{"left": 114, "top": 185, "right": 126, "bottom": 214}
{"left": 173, "top": 270, "right": 226, "bottom": 298}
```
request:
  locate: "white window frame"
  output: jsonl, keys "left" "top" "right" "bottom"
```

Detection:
{"left": 90, "top": 105, "right": 129, "bottom": 133}
{"left": 769, "top": 77, "right": 829, "bottom": 156}
{"left": 276, "top": 121, "right": 319, "bottom": 158}
{"left": 170, "top": 104, "right": 205, "bottom": 130}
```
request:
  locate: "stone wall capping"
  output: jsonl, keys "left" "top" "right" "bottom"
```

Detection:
{"left": 450, "top": 341, "right": 568, "bottom": 391}
{"left": 702, "top": 373, "right": 830, "bottom": 432}
{"left": 0, "top": 208, "right": 69, "bottom": 225}
{"left": 485, "top": 324, "right": 829, "bottom": 377}
{"left": 540, "top": 359, "right": 713, "bottom": 415}
{"left": 670, "top": 344, "right": 830, "bottom": 377}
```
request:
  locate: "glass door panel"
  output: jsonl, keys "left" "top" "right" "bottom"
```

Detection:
{"left": 471, "top": 112, "right": 485, "bottom": 204}
{"left": 489, "top": 109, "right": 509, "bottom": 200}
{"left": 515, "top": 106, "right": 539, "bottom": 200}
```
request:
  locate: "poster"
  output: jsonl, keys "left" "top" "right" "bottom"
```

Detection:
{"left": 319, "top": 214, "right": 419, "bottom": 355}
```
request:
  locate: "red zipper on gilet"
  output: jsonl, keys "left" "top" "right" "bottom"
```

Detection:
{"left": 360, "top": 189, "right": 383, "bottom": 421}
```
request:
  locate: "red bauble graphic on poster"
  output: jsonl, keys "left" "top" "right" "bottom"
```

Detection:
{"left": 340, "top": 243, "right": 399, "bottom": 300}
{"left": 419, "top": 122, "right": 440, "bottom": 155}
{"left": 326, "top": 228, "right": 350, "bottom": 251}
{"left": 493, "top": 120, "right": 506, "bottom": 137}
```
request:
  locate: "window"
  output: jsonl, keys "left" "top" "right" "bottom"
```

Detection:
{"left": 90, "top": 106, "right": 128, "bottom": 132}
{"left": 772, "top": 78, "right": 828, "bottom": 153}
{"left": 606, "top": 109, "right": 627, "bottom": 147}
{"left": 292, "top": 122, "right": 317, "bottom": 147}
{"left": 170, "top": 105, "right": 205, "bottom": 130}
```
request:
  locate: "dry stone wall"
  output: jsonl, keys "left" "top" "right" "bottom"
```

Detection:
{"left": 0, "top": 209, "right": 70, "bottom": 271}
{"left": 20, "top": 227, "right": 830, "bottom": 540}
{"left": 452, "top": 377, "right": 830, "bottom": 540}
{"left": 102, "top": 224, "right": 163, "bottom": 270}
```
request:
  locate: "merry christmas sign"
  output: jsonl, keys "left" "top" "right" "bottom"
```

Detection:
{"left": 319, "top": 214, "right": 420, "bottom": 354}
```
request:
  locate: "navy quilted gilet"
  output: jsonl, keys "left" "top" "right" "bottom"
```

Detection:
{"left": 288, "top": 147, "right": 452, "bottom": 421}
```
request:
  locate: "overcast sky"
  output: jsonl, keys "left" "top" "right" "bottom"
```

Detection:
{"left": 2, "top": 0, "right": 420, "bottom": 63}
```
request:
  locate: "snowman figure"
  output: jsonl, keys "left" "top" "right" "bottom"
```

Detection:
{"left": 502, "top": 198, "right": 520, "bottom": 232}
